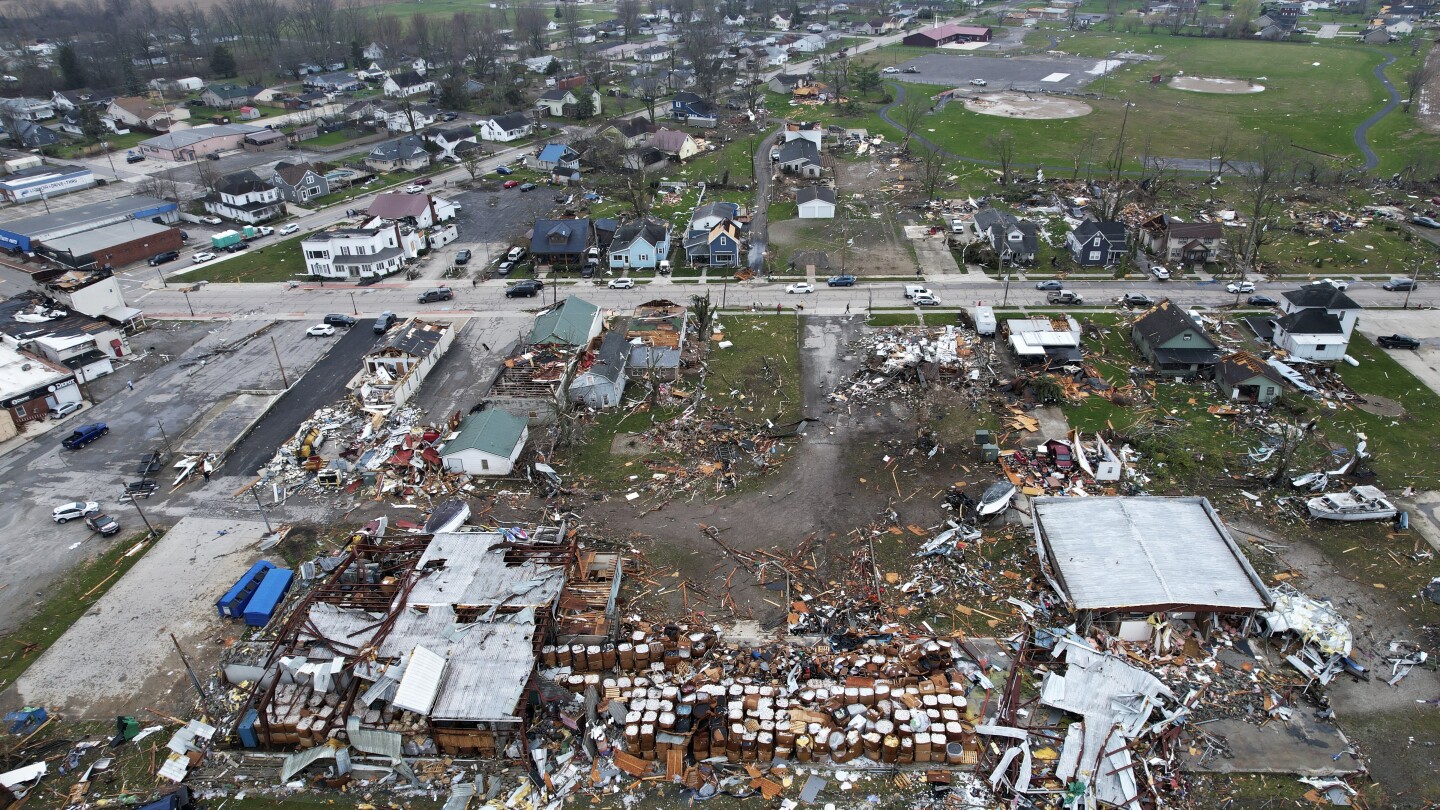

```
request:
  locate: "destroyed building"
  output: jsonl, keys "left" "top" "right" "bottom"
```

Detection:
{"left": 353, "top": 318, "right": 455, "bottom": 415}
{"left": 569, "top": 329, "right": 629, "bottom": 409}
{"left": 1031, "top": 496, "right": 1272, "bottom": 636}
{"left": 1005, "top": 315, "right": 1081, "bottom": 365}
{"left": 1214, "top": 350, "right": 1288, "bottom": 405}
{"left": 486, "top": 297, "right": 603, "bottom": 424}
{"left": 624, "top": 299, "right": 689, "bottom": 379}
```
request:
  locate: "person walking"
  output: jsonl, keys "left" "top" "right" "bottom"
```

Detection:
{"left": 126, "top": 380, "right": 134, "bottom": 391}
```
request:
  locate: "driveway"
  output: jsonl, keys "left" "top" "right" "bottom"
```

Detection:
{"left": 1354, "top": 310, "right": 1440, "bottom": 397}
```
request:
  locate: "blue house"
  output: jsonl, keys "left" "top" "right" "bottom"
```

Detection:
{"left": 534, "top": 143, "right": 580, "bottom": 172}
{"left": 608, "top": 217, "right": 671, "bottom": 269}
{"left": 670, "top": 91, "right": 717, "bottom": 125}
{"left": 683, "top": 220, "right": 745, "bottom": 267}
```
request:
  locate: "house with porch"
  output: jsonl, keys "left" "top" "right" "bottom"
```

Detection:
{"left": 534, "top": 143, "right": 580, "bottom": 172}
{"left": 202, "top": 171, "right": 285, "bottom": 224}
{"left": 366, "top": 135, "right": 431, "bottom": 172}
{"left": 424, "top": 125, "right": 477, "bottom": 159}
{"left": 1066, "top": 221, "right": 1128, "bottom": 267}
{"left": 530, "top": 219, "right": 592, "bottom": 266}
{"left": 1265, "top": 283, "right": 1361, "bottom": 362}
{"left": 200, "top": 83, "right": 258, "bottom": 109}
{"left": 608, "top": 218, "right": 671, "bottom": 270}
{"left": 1131, "top": 300, "right": 1220, "bottom": 377}
{"left": 536, "top": 87, "right": 601, "bottom": 118}
{"left": 669, "top": 91, "right": 717, "bottom": 126}
{"left": 271, "top": 161, "right": 331, "bottom": 204}
{"left": 106, "top": 97, "right": 190, "bottom": 131}
{"left": 476, "top": 112, "right": 533, "bottom": 142}
{"left": 775, "top": 139, "right": 822, "bottom": 177}
{"left": 973, "top": 208, "right": 1039, "bottom": 266}
{"left": 383, "top": 71, "right": 436, "bottom": 98}
{"left": 1140, "top": 214, "right": 1224, "bottom": 265}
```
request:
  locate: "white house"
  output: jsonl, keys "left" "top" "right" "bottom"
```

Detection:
{"left": 202, "top": 171, "right": 285, "bottom": 224}
{"left": 476, "top": 112, "right": 533, "bottom": 142}
{"left": 1268, "top": 283, "right": 1361, "bottom": 362}
{"left": 383, "top": 70, "right": 436, "bottom": 98}
{"left": 441, "top": 408, "right": 529, "bottom": 475}
{"left": 380, "top": 102, "right": 438, "bottom": 132}
{"left": 355, "top": 318, "right": 455, "bottom": 415}
{"left": 424, "top": 125, "right": 477, "bottom": 159}
{"left": 797, "top": 186, "right": 836, "bottom": 219}
{"left": 536, "top": 87, "right": 602, "bottom": 118}
{"left": 301, "top": 224, "right": 422, "bottom": 280}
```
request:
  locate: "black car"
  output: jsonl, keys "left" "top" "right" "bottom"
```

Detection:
{"left": 827, "top": 274, "right": 857, "bottom": 287}
{"left": 505, "top": 280, "right": 544, "bottom": 298}
{"left": 519, "top": 183, "right": 537, "bottom": 192}
{"left": 580, "top": 263, "right": 597, "bottom": 279}
{"left": 323, "top": 314, "right": 357, "bottom": 327}
{"left": 148, "top": 250, "right": 180, "bottom": 266}
{"left": 86, "top": 513, "right": 120, "bottom": 536}
{"left": 455, "top": 249, "right": 472, "bottom": 265}
{"left": 1378, "top": 334, "right": 1422, "bottom": 350}
{"left": 1121, "top": 293, "right": 1154, "bottom": 307}
{"left": 441, "top": 112, "right": 459, "bottom": 121}
{"left": 901, "top": 66, "right": 920, "bottom": 74}
{"left": 418, "top": 287, "right": 454, "bottom": 303}
{"left": 1247, "top": 295, "right": 1280, "bottom": 307}
{"left": 1383, "top": 278, "right": 1418, "bottom": 291}
{"left": 225, "top": 242, "right": 248, "bottom": 253}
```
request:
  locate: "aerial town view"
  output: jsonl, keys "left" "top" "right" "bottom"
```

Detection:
{"left": 0, "top": 0, "right": 1438, "bottom": 806}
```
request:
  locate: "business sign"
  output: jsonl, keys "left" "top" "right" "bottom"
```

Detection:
{"left": 0, "top": 171, "right": 95, "bottom": 202}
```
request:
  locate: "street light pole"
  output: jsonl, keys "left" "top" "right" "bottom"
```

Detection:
{"left": 270, "top": 336, "right": 290, "bottom": 388}
{"left": 182, "top": 290, "right": 195, "bottom": 317}
{"left": 349, "top": 291, "right": 358, "bottom": 315}
{"left": 155, "top": 419, "right": 171, "bottom": 455}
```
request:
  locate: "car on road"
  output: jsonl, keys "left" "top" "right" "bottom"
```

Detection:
{"left": 827, "top": 274, "right": 856, "bottom": 287}
{"left": 608, "top": 278, "right": 636, "bottom": 289}
{"left": 85, "top": 513, "right": 120, "bottom": 536}
{"left": 496, "top": 260, "right": 515, "bottom": 276}
{"left": 1383, "top": 277, "right": 1419, "bottom": 291}
{"left": 1151, "top": 266, "right": 1171, "bottom": 280}
{"left": 415, "top": 178, "right": 432, "bottom": 187}
{"left": 902, "top": 66, "right": 920, "bottom": 74}
{"left": 441, "top": 112, "right": 459, "bottom": 121}
{"left": 200, "top": 215, "right": 222, "bottom": 225}
{"left": 519, "top": 183, "right": 537, "bottom": 192}
{"left": 1121, "top": 293, "right": 1154, "bottom": 307}
{"left": 1226, "top": 280, "right": 1255, "bottom": 294}
{"left": 53, "top": 501, "right": 100, "bottom": 523}
{"left": 373, "top": 311, "right": 397, "bottom": 333}
{"left": 1312, "top": 278, "right": 1349, "bottom": 291}
{"left": 786, "top": 283, "right": 815, "bottom": 294}
{"left": 454, "top": 249, "right": 472, "bottom": 265}
{"left": 279, "top": 223, "right": 300, "bottom": 235}
{"left": 969, "top": 79, "right": 987, "bottom": 86}
{"left": 1048, "top": 290, "right": 1084, "bottom": 305}
{"left": 507, "top": 246, "right": 527, "bottom": 262}
{"left": 1247, "top": 295, "right": 1280, "bottom": 306}
{"left": 148, "top": 250, "right": 180, "bottom": 266}
{"left": 496, "top": 166, "right": 514, "bottom": 176}
{"left": 404, "top": 184, "right": 425, "bottom": 194}
{"left": 307, "top": 324, "right": 336, "bottom": 337}
{"left": 506, "top": 279, "right": 544, "bottom": 298}
{"left": 49, "top": 401, "right": 83, "bottom": 419}
{"left": 912, "top": 293, "right": 941, "bottom": 306}
{"left": 881, "top": 66, "right": 899, "bottom": 74}
{"left": 1034, "top": 280, "right": 1064, "bottom": 290}
{"left": 503, "top": 179, "right": 521, "bottom": 188}
{"left": 191, "top": 251, "right": 216, "bottom": 263}
{"left": 1411, "top": 216, "right": 1440, "bottom": 228}
{"left": 418, "top": 287, "right": 453, "bottom": 303}
{"left": 61, "top": 422, "right": 108, "bottom": 450}
{"left": 256, "top": 225, "right": 274, "bottom": 236}
{"left": 323, "top": 314, "right": 356, "bottom": 327}
{"left": 225, "top": 242, "right": 248, "bottom": 253}
{"left": 1378, "top": 334, "right": 1422, "bottom": 350}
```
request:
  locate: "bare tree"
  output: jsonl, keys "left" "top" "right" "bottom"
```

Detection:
{"left": 1069, "top": 132, "right": 1098, "bottom": 181}
{"left": 984, "top": 129, "right": 1016, "bottom": 186}
{"left": 460, "top": 149, "right": 487, "bottom": 184}
{"left": 195, "top": 158, "right": 225, "bottom": 195}
{"left": 616, "top": 0, "right": 642, "bottom": 41}
{"left": 918, "top": 143, "right": 947, "bottom": 200}
{"left": 1404, "top": 57, "right": 1436, "bottom": 114}
{"left": 1236, "top": 135, "right": 1293, "bottom": 279}
{"left": 677, "top": 8, "right": 728, "bottom": 102}
{"left": 514, "top": 3, "right": 546, "bottom": 55}
{"left": 895, "top": 89, "right": 929, "bottom": 153}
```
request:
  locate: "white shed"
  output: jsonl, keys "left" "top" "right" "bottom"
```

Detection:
{"left": 797, "top": 186, "right": 836, "bottom": 219}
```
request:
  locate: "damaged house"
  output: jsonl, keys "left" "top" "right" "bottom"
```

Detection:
{"left": 972, "top": 208, "right": 1038, "bottom": 266}
{"left": 1131, "top": 300, "right": 1220, "bottom": 377}
{"left": 625, "top": 299, "right": 689, "bottom": 379}
{"left": 486, "top": 297, "right": 603, "bottom": 424}
{"left": 1006, "top": 315, "right": 1082, "bottom": 366}
{"left": 1140, "top": 214, "right": 1224, "bottom": 266}
{"left": 1214, "top": 350, "right": 1288, "bottom": 405}
{"left": 353, "top": 318, "right": 455, "bottom": 415}
{"left": 440, "top": 408, "right": 529, "bottom": 475}
{"left": 569, "top": 329, "right": 630, "bottom": 409}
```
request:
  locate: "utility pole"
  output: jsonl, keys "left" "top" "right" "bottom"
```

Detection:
{"left": 127, "top": 490, "right": 157, "bottom": 538}
{"left": 182, "top": 289, "right": 195, "bottom": 317}
{"left": 270, "top": 336, "right": 290, "bottom": 388}
{"left": 155, "top": 419, "right": 172, "bottom": 455}
{"left": 170, "top": 633, "right": 216, "bottom": 715}
{"left": 349, "top": 291, "right": 358, "bottom": 314}
{"left": 251, "top": 485, "right": 273, "bottom": 533}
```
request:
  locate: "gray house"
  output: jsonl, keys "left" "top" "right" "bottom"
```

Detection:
{"left": 1131, "top": 300, "right": 1220, "bottom": 377}
{"left": 570, "top": 330, "right": 629, "bottom": 409}
{"left": 271, "top": 161, "right": 331, "bottom": 204}
{"left": 1066, "top": 221, "right": 1127, "bottom": 267}
{"left": 775, "top": 139, "right": 822, "bottom": 178}
{"left": 973, "top": 208, "right": 1039, "bottom": 266}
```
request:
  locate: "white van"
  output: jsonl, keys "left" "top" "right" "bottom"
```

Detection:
{"left": 905, "top": 284, "right": 931, "bottom": 300}
{"left": 972, "top": 305, "right": 996, "bottom": 336}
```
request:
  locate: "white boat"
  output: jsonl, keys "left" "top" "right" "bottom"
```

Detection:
{"left": 978, "top": 481, "right": 1017, "bottom": 518}
{"left": 1306, "top": 486, "right": 1397, "bottom": 522}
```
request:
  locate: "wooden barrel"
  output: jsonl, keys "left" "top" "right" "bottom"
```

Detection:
{"left": 796, "top": 734, "right": 813, "bottom": 762}
{"left": 618, "top": 643, "right": 634, "bottom": 669}
{"left": 601, "top": 646, "right": 618, "bottom": 670}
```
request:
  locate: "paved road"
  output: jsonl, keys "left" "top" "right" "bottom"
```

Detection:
{"left": 748, "top": 128, "right": 782, "bottom": 271}
{"left": 222, "top": 319, "right": 378, "bottom": 478}
{"left": 1356, "top": 51, "right": 1401, "bottom": 171}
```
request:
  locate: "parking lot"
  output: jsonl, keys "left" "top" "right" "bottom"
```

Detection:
{"left": 894, "top": 53, "right": 1114, "bottom": 92}
{"left": 430, "top": 184, "right": 569, "bottom": 277}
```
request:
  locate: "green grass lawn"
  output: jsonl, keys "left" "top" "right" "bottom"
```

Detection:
{"left": 769, "top": 200, "right": 798, "bottom": 220}
{"left": 305, "top": 128, "right": 369, "bottom": 148}
{"left": 707, "top": 315, "right": 803, "bottom": 423}
{"left": 1259, "top": 223, "right": 1440, "bottom": 277}
{"left": 0, "top": 531, "right": 155, "bottom": 692}
{"left": 185, "top": 235, "right": 307, "bottom": 283}
{"left": 183, "top": 103, "right": 286, "bottom": 121}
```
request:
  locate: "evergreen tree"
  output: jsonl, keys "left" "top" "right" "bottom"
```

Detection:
{"left": 123, "top": 60, "right": 143, "bottom": 96}
{"left": 58, "top": 44, "right": 86, "bottom": 90}
{"left": 211, "top": 46, "right": 237, "bottom": 78}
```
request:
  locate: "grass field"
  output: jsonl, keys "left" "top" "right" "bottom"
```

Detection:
{"left": 708, "top": 315, "right": 803, "bottom": 422}
{"left": 186, "top": 235, "right": 306, "bottom": 283}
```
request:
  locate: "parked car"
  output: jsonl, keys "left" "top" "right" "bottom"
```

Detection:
{"left": 912, "top": 293, "right": 941, "bottom": 306}
{"left": 827, "top": 274, "right": 856, "bottom": 287}
{"left": 148, "top": 250, "right": 180, "bottom": 266}
{"left": 225, "top": 242, "right": 248, "bottom": 253}
{"left": 1312, "top": 278, "right": 1349, "bottom": 291}
{"left": 191, "top": 251, "right": 216, "bottom": 263}
{"left": 1411, "top": 216, "right": 1440, "bottom": 229}
{"left": 608, "top": 278, "right": 636, "bottom": 289}
{"left": 506, "top": 279, "right": 544, "bottom": 297}
{"left": 580, "top": 263, "right": 597, "bottom": 279}
{"left": 1034, "top": 280, "right": 1064, "bottom": 290}
{"left": 441, "top": 112, "right": 459, "bottom": 121}
{"left": 418, "top": 287, "right": 453, "bottom": 303}
{"left": 1121, "top": 293, "right": 1154, "bottom": 307}
{"left": 323, "top": 314, "right": 356, "bottom": 327}
{"left": 503, "top": 179, "right": 521, "bottom": 189}
{"left": 1378, "top": 334, "right": 1421, "bottom": 349}
{"left": 61, "top": 422, "right": 108, "bottom": 450}
{"left": 519, "top": 183, "right": 537, "bottom": 192}
{"left": 125, "top": 153, "right": 144, "bottom": 163}
{"left": 496, "top": 166, "right": 514, "bottom": 176}
{"left": 786, "top": 283, "right": 815, "bottom": 294}
{"left": 279, "top": 223, "right": 300, "bottom": 235}
{"left": 1247, "top": 295, "right": 1280, "bottom": 307}
{"left": 496, "top": 260, "right": 515, "bottom": 276}
{"left": 256, "top": 225, "right": 274, "bottom": 236}
{"left": 1225, "top": 280, "right": 1255, "bottom": 294}
{"left": 373, "top": 311, "right": 397, "bottom": 333}
{"left": 200, "top": 215, "right": 222, "bottom": 225}
{"left": 881, "top": 66, "right": 899, "bottom": 74}
{"left": 53, "top": 501, "right": 100, "bottom": 523}
{"left": 85, "top": 513, "right": 120, "bottom": 536}
{"left": 507, "top": 246, "right": 527, "bottom": 262}
{"left": 1048, "top": 290, "right": 1084, "bottom": 305}
{"left": 404, "top": 184, "right": 424, "bottom": 194}
{"left": 455, "top": 249, "right": 472, "bottom": 265}
{"left": 49, "top": 401, "right": 83, "bottom": 419}
{"left": 1151, "top": 266, "right": 1171, "bottom": 280}
{"left": 307, "top": 324, "right": 336, "bottom": 337}
{"left": 415, "top": 178, "right": 432, "bottom": 186}
{"left": 1383, "top": 277, "right": 1419, "bottom": 291}
{"left": 901, "top": 66, "right": 920, "bottom": 74}
{"left": 969, "top": 78, "right": 987, "bottom": 86}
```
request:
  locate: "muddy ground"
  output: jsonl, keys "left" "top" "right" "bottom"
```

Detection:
{"left": 768, "top": 159, "right": 922, "bottom": 277}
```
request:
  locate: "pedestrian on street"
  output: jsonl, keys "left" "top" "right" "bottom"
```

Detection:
{"left": 777, "top": 302, "right": 782, "bottom": 314}
{"left": 472, "top": 277, "right": 478, "bottom": 287}
{"left": 126, "top": 380, "right": 134, "bottom": 391}
{"left": 846, "top": 302, "right": 851, "bottom": 314}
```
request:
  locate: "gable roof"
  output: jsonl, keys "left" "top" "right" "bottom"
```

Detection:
{"left": 1073, "top": 220, "right": 1127, "bottom": 244}
{"left": 204, "top": 83, "right": 255, "bottom": 100}
{"left": 485, "top": 112, "right": 532, "bottom": 131}
{"left": 1276, "top": 308, "right": 1343, "bottom": 336}
{"left": 648, "top": 127, "right": 693, "bottom": 153}
{"left": 529, "top": 218, "right": 591, "bottom": 256}
{"left": 368, "top": 192, "right": 431, "bottom": 219}
{"left": 274, "top": 161, "right": 323, "bottom": 186}
{"left": 443, "top": 408, "right": 528, "bottom": 458}
{"left": 368, "top": 134, "right": 428, "bottom": 161}
{"left": 797, "top": 186, "right": 836, "bottom": 205}
{"left": 537, "top": 143, "right": 578, "bottom": 163}
{"left": 1165, "top": 220, "right": 1223, "bottom": 239}
{"left": 777, "top": 139, "right": 819, "bottom": 165}
{"left": 605, "top": 117, "right": 655, "bottom": 139}
{"left": 1133, "top": 300, "right": 1217, "bottom": 348}
{"left": 528, "top": 296, "right": 600, "bottom": 346}
{"left": 388, "top": 70, "right": 429, "bottom": 87}
{"left": 582, "top": 330, "right": 629, "bottom": 383}
{"left": 611, "top": 218, "right": 669, "bottom": 252}
{"left": 216, "top": 170, "right": 272, "bottom": 196}
{"left": 426, "top": 125, "right": 475, "bottom": 142}
{"left": 1281, "top": 284, "right": 1361, "bottom": 310}
{"left": 1215, "top": 351, "right": 1286, "bottom": 389}
{"left": 538, "top": 87, "right": 573, "bottom": 102}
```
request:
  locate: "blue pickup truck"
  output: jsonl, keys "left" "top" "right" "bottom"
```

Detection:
{"left": 61, "top": 422, "right": 108, "bottom": 449}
